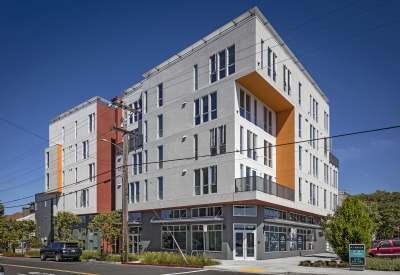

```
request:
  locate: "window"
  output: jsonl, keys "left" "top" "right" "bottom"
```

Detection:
{"left": 210, "top": 128, "right": 217, "bottom": 156}
{"left": 162, "top": 209, "right": 187, "bottom": 219}
{"left": 194, "top": 92, "right": 217, "bottom": 125}
{"left": 283, "top": 65, "right": 287, "bottom": 92}
{"left": 261, "top": 40, "right": 264, "bottom": 69}
{"left": 129, "top": 182, "right": 140, "bottom": 203}
{"left": 330, "top": 192, "right": 332, "bottom": 210}
{"left": 144, "top": 180, "right": 148, "bottom": 202}
{"left": 219, "top": 125, "right": 226, "bottom": 154}
{"left": 194, "top": 134, "right": 198, "bottom": 160}
{"left": 264, "top": 226, "right": 287, "bottom": 253}
{"left": 62, "top": 127, "right": 65, "bottom": 143}
{"left": 240, "top": 126, "right": 244, "bottom": 154}
{"left": 192, "top": 206, "right": 222, "bottom": 218}
{"left": 324, "top": 189, "right": 327, "bottom": 209}
{"left": 157, "top": 115, "right": 163, "bottom": 138}
{"left": 254, "top": 99, "right": 257, "bottom": 125}
{"left": 89, "top": 163, "right": 95, "bottom": 182}
{"left": 252, "top": 134, "right": 257, "bottom": 161}
{"left": 288, "top": 70, "right": 291, "bottom": 95}
{"left": 298, "top": 114, "right": 302, "bottom": 138}
{"left": 158, "top": 177, "right": 163, "bottom": 200}
{"left": 46, "top": 152, "right": 49, "bottom": 168}
{"left": 75, "top": 121, "right": 77, "bottom": 139}
{"left": 193, "top": 64, "right": 198, "bottom": 91}
{"left": 299, "top": 146, "right": 302, "bottom": 170}
{"left": 310, "top": 183, "right": 316, "bottom": 206}
{"left": 158, "top": 83, "right": 163, "bottom": 107}
{"left": 273, "top": 52, "right": 277, "bottom": 82}
{"left": 315, "top": 101, "right": 318, "bottom": 122}
{"left": 144, "top": 91, "right": 148, "bottom": 113}
{"left": 158, "top": 146, "right": 163, "bottom": 169}
{"left": 132, "top": 152, "right": 142, "bottom": 175}
{"left": 62, "top": 171, "right": 65, "bottom": 186}
{"left": 144, "top": 121, "right": 147, "bottom": 143}
{"left": 88, "top": 113, "right": 95, "bottom": 133}
{"left": 247, "top": 130, "right": 252, "bottom": 158}
{"left": 264, "top": 140, "right": 272, "bottom": 168}
{"left": 233, "top": 205, "right": 256, "bottom": 216}
{"left": 298, "top": 83, "right": 302, "bottom": 106}
{"left": 144, "top": 150, "right": 148, "bottom": 172}
{"left": 194, "top": 165, "right": 217, "bottom": 195}
{"left": 209, "top": 45, "right": 235, "bottom": 83}
{"left": 46, "top": 173, "right": 49, "bottom": 189}
{"left": 75, "top": 192, "right": 78, "bottom": 208}
{"left": 245, "top": 94, "right": 250, "bottom": 121}
{"left": 80, "top": 189, "right": 89, "bottom": 208}
{"left": 310, "top": 125, "right": 316, "bottom": 149}
{"left": 299, "top": 178, "right": 302, "bottom": 201}
{"left": 162, "top": 225, "right": 186, "bottom": 250}
{"left": 267, "top": 48, "right": 272, "bottom": 77}
{"left": 75, "top": 167, "right": 78, "bottom": 183}
{"left": 265, "top": 207, "right": 287, "bottom": 219}
{"left": 192, "top": 224, "right": 222, "bottom": 251}
{"left": 82, "top": 140, "right": 89, "bottom": 159}
{"left": 324, "top": 112, "right": 329, "bottom": 132}
{"left": 75, "top": 144, "right": 78, "bottom": 162}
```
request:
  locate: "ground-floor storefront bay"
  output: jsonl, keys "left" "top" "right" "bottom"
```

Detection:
{"left": 123, "top": 204, "right": 326, "bottom": 260}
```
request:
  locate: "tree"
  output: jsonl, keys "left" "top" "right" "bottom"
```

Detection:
{"left": 87, "top": 210, "right": 121, "bottom": 254}
{"left": 12, "top": 220, "right": 38, "bottom": 253}
{"left": 356, "top": 191, "right": 400, "bottom": 239}
{"left": 0, "top": 202, "right": 4, "bottom": 217}
{"left": 53, "top": 211, "right": 81, "bottom": 243}
{"left": 319, "top": 196, "right": 373, "bottom": 261}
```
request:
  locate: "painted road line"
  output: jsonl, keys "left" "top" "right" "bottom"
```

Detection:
{"left": 239, "top": 267, "right": 266, "bottom": 273}
{"left": 162, "top": 270, "right": 207, "bottom": 275}
{"left": 0, "top": 263, "right": 98, "bottom": 275}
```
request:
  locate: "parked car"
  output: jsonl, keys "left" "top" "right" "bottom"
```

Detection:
{"left": 369, "top": 239, "right": 400, "bottom": 258}
{"left": 40, "top": 242, "right": 82, "bottom": 261}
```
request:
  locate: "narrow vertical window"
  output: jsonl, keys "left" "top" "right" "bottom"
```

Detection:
{"left": 268, "top": 142, "right": 272, "bottom": 168}
{"left": 46, "top": 173, "right": 49, "bottom": 189}
{"left": 268, "top": 111, "right": 272, "bottom": 135}
{"left": 194, "top": 169, "right": 201, "bottom": 195}
{"left": 283, "top": 65, "right": 287, "bottom": 92}
{"left": 202, "top": 168, "right": 209, "bottom": 194}
{"left": 240, "top": 126, "right": 243, "bottom": 154}
{"left": 288, "top": 70, "right": 291, "bottom": 96}
{"left": 75, "top": 144, "right": 77, "bottom": 162}
{"left": 254, "top": 100, "right": 257, "bottom": 125}
{"left": 75, "top": 167, "right": 78, "bottom": 183}
{"left": 138, "top": 152, "right": 142, "bottom": 174}
{"left": 158, "top": 146, "right": 163, "bottom": 169}
{"left": 211, "top": 165, "right": 217, "bottom": 193}
{"left": 324, "top": 189, "right": 327, "bottom": 209}
{"left": 194, "top": 134, "right": 198, "bottom": 160}
{"left": 210, "top": 54, "right": 217, "bottom": 83}
{"left": 144, "top": 121, "right": 148, "bottom": 142}
{"left": 219, "top": 125, "right": 226, "bottom": 154}
{"left": 299, "top": 178, "right": 302, "bottom": 201}
{"left": 252, "top": 134, "right": 257, "bottom": 161}
{"left": 240, "top": 90, "right": 245, "bottom": 118}
{"left": 144, "top": 150, "right": 148, "bottom": 172}
{"left": 62, "top": 149, "right": 65, "bottom": 165}
{"left": 62, "top": 171, "right": 65, "bottom": 187}
{"left": 144, "top": 91, "right": 148, "bottom": 113}
{"left": 135, "top": 182, "right": 140, "bottom": 203}
{"left": 144, "top": 180, "right": 148, "bottom": 202}
{"left": 89, "top": 163, "right": 95, "bottom": 182}
{"left": 272, "top": 53, "right": 277, "bottom": 82}
{"left": 158, "top": 83, "right": 163, "bottom": 107}
{"left": 75, "top": 121, "right": 77, "bottom": 139}
{"left": 133, "top": 154, "right": 137, "bottom": 175}
{"left": 89, "top": 113, "right": 95, "bottom": 133}
{"left": 263, "top": 107, "right": 267, "bottom": 132}
{"left": 264, "top": 140, "right": 268, "bottom": 166}
{"left": 62, "top": 127, "right": 65, "bottom": 143}
{"left": 247, "top": 130, "right": 252, "bottom": 158}
{"left": 260, "top": 40, "right": 264, "bottom": 69}
{"left": 202, "top": 95, "right": 209, "bottom": 122}
{"left": 194, "top": 99, "right": 200, "bottom": 125}
{"left": 82, "top": 141, "right": 87, "bottom": 159}
{"left": 298, "top": 83, "right": 302, "bottom": 106}
{"left": 210, "top": 128, "right": 217, "bottom": 156}
{"left": 315, "top": 102, "right": 319, "bottom": 122}
{"left": 299, "top": 146, "right": 302, "bottom": 170}
{"left": 218, "top": 49, "right": 226, "bottom": 79}
{"left": 158, "top": 177, "right": 163, "bottom": 200}
{"left": 210, "top": 92, "right": 217, "bottom": 120}
{"left": 158, "top": 115, "right": 163, "bottom": 138}
{"left": 298, "top": 114, "right": 302, "bottom": 138}
{"left": 228, "top": 45, "right": 235, "bottom": 75}
{"left": 310, "top": 96, "right": 312, "bottom": 116}
{"left": 267, "top": 48, "right": 272, "bottom": 77}
{"left": 193, "top": 64, "right": 198, "bottom": 91}
{"left": 46, "top": 152, "right": 49, "bottom": 168}
{"left": 245, "top": 94, "right": 250, "bottom": 121}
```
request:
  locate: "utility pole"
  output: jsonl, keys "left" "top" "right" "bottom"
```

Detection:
{"left": 110, "top": 97, "right": 138, "bottom": 263}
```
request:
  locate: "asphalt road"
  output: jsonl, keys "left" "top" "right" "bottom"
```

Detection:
{"left": 0, "top": 256, "right": 254, "bottom": 275}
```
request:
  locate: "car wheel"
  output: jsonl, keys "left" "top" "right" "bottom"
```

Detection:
{"left": 73, "top": 257, "right": 80, "bottom": 261}
{"left": 40, "top": 253, "right": 46, "bottom": 261}
{"left": 55, "top": 253, "right": 62, "bottom": 262}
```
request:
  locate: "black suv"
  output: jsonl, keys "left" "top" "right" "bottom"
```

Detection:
{"left": 40, "top": 242, "right": 82, "bottom": 262}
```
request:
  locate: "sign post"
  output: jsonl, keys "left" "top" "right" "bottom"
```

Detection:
{"left": 349, "top": 244, "right": 365, "bottom": 271}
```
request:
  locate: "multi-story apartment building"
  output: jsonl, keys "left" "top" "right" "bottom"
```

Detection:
{"left": 41, "top": 96, "right": 121, "bottom": 249}
{"left": 114, "top": 7, "right": 339, "bottom": 260}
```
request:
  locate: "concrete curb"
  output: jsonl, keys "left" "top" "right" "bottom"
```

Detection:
{"left": 122, "top": 262, "right": 204, "bottom": 268}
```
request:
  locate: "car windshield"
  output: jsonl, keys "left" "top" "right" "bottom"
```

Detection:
{"left": 371, "top": 241, "right": 379, "bottom": 248}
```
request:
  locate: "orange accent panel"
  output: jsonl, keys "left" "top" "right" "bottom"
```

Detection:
{"left": 236, "top": 71, "right": 295, "bottom": 190}
{"left": 57, "top": 144, "right": 63, "bottom": 193}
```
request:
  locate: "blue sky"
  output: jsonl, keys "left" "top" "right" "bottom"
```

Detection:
{"left": 1, "top": 0, "right": 399, "bottom": 214}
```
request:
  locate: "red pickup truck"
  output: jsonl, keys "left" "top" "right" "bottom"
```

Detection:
{"left": 369, "top": 239, "right": 400, "bottom": 258}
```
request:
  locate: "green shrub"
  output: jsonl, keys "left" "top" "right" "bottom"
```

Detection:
{"left": 24, "top": 250, "right": 40, "bottom": 257}
{"left": 338, "top": 262, "right": 350, "bottom": 268}
{"left": 2, "top": 251, "right": 25, "bottom": 257}
{"left": 366, "top": 258, "right": 400, "bottom": 271}
{"left": 138, "top": 251, "right": 219, "bottom": 266}
{"left": 81, "top": 250, "right": 101, "bottom": 260}
{"left": 299, "top": 261, "right": 311, "bottom": 266}
{"left": 328, "top": 261, "right": 338, "bottom": 267}
{"left": 313, "top": 260, "right": 326, "bottom": 267}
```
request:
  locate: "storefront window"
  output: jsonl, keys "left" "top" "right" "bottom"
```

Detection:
{"left": 192, "top": 224, "right": 222, "bottom": 251}
{"left": 162, "top": 225, "right": 186, "bottom": 250}
{"left": 264, "top": 226, "right": 286, "bottom": 252}
{"left": 307, "top": 229, "right": 315, "bottom": 250}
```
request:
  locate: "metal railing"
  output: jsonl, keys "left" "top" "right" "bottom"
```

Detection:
{"left": 235, "top": 176, "right": 294, "bottom": 201}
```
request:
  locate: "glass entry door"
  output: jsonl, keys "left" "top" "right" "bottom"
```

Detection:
{"left": 128, "top": 234, "right": 140, "bottom": 254}
{"left": 233, "top": 224, "right": 256, "bottom": 260}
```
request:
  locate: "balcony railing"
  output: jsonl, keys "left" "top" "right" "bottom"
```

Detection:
{"left": 235, "top": 176, "right": 294, "bottom": 201}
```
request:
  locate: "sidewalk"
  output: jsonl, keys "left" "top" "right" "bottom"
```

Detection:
{"left": 205, "top": 253, "right": 398, "bottom": 274}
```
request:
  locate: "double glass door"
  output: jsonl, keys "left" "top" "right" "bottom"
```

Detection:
{"left": 233, "top": 224, "right": 256, "bottom": 260}
{"left": 128, "top": 234, "right": 140, "bottom": 254}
